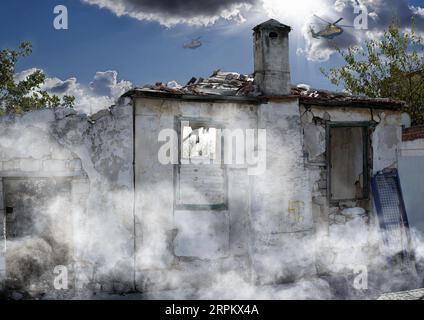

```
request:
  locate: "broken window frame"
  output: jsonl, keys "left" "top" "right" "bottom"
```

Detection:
{"left": 326, "top": 121, "right": 371, "bottom": 204}
{"left": 174, "top": 116, "right": 228, "bottom": 211}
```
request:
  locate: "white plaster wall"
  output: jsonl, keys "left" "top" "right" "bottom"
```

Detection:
{"left": 300, "top": 105, "right": 403, "bottom": 278}
{"left": 300, "top": 106, "right": 402, "bottom": 199}
{"left": 134, "top": 98, "right": 262, "bottom": 289}
{"left": 0, "top": 109, "right": 85, "bottom": 291}
{"left": 51, "top": 101, "right": 135, "bottom": 292}
{"left": 134, "top": 97, "right": 317, "bottom": 288}
{"left": 401, "top": 138, "right": 424, "bottom": 157}
{"left": 372, "top": 112, "right": 402, "bottom": 173}
{"left": 252, "top": 99, "right": 316, "bottom": 284}
{"left": 399, "top": 138, "right": 424, "bottom": 234}
{"left": 0, "top": 99, "right": 135, "bottom": 294}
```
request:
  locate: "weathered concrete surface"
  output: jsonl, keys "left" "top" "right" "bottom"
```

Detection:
{"left": 0, "top": 98, "right": 135, "bottom": 297}
{"left": 134, "top": 97, "right": 316, "bottom": 291}
{"left": 173, "top": 210, "right": 229, "bottom": 259}
{"left": 0, "top": 93, "right": 407, "bottom": 298}
{"left": 63, "top": 277, "right": 333, "bottom": 300}
{"left": 300, "top": 105, "right": 404, "bottom": 291}
{"left": 51, "top": 99, "right": 135, "bottom": 293}
{"left": 252, "top": 99, "right": 315, "bottom": 284}
{"left": 134, "top": 98, "right": 259, "bottom": 290}
{"left": 254, "top": 20, "right": 291, "bottom": 96}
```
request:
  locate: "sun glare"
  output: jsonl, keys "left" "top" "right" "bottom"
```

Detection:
{"left": 262, "top": 0, "right": 329, "bottom": 25}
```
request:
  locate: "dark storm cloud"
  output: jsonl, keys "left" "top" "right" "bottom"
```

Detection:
{"left": 121, "top": 0, "right": 256, "bottom": 18}
{"left": 82, "top": 0, "right": 257, "bottom": 26}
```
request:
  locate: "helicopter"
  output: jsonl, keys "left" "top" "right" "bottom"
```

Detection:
{"left": 183, "top": 37, "right": 203, "bottom": 49}
{"left": 310, "top": 15, "right": 354, "bottom": 39}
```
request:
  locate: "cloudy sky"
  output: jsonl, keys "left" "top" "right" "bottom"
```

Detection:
{"left": 0, "top": 0, "right": 423, "bottom": 113}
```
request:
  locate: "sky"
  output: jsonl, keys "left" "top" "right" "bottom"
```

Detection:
{"left": 1, "top": 0, "right": 424, "bottom": 113}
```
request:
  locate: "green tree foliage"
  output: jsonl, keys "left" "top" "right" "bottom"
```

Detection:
{"left": 0, "top": 42, "right": 74, "bottom": 115}
{"left": 321, "top": 20, "right": 424, "bottom": 125}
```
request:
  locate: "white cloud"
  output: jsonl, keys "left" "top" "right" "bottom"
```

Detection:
{"left": 260, "top": 0, "right": 424, "bottom": 62}
{"left": 90, "top": 70, "right": 132, "bottom": 98}
{"left": 13, "top": 68, "right": 41, "bottom": 83}
{"left": 15, "top": 69, "right": 133, "bottom": 115}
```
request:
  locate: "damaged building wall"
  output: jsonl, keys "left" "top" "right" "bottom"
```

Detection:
{"left": 0, "top": 109, "right": 85, "bottom": 294}
{"left": 0, "top": 93, "right": 407, "bottom": 298}
{"left": 50, "top": 99, "right": 135, "bottom": 294}
{"left": 0, "top": 98, "right": 135, "bottom": 297}
{"left": 134, "top": 97, "right": 257, "bottom": 291}
{"left": 133, "top": 96, "right": 316, "bottom": 291}
{"left": 300, "top": 104, "right": 403, "bottom": 278}
{"left": 251, "top": 99, "right": 315, "bottom": 284}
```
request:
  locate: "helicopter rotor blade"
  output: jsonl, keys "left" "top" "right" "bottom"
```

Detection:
{"left": 333, "top": 17, "right": 344, "bottom": 24}
{"left": 314, "top": 15, "right": 332, "bottom": 24}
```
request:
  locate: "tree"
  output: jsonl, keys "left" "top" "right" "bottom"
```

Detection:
{"left": 0, "top": 42, "right": 74, "bottom": 115}
{"left": 321, "top": 20, "right": 424, "bottom": 125}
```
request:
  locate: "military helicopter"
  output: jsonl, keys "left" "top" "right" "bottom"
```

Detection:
{"left": 310, "top": 15, "right": 354, "bottom": 39}
{"left": 183, "top": 37, "right": 203, "bottom": 49}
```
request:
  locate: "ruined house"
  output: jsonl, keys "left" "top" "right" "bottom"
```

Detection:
{"left": 0, "top": 19, "right": 415, "bottom": 299}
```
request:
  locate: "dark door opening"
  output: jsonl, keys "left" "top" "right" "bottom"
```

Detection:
{"left": 2, "top": 177, "right": 74, "bottom": 291}
{"left": 328, "top": 123, "right": 370, "bottom": 203}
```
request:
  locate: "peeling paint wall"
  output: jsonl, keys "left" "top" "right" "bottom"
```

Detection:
{"left": 0, "top": 98, "right": 134, "bottom": 297}
{"left": 134, "top": 97, "right": 316, "bottom": 290}
{"left": 300, "top": 104, "right": 402, "bottom": 277}
{"left": 0, "top": 96, "right": 405, "bottom": 297}
{"left": 50, "top": 100, "right": 135, "bottom": 294}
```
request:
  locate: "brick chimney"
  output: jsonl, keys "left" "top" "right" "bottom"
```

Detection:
{"left": 253, "top": 19, "right": 292, "bottom": 96}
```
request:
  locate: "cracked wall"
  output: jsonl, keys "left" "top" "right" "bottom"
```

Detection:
{"left": 134, "top": 97, "right": 316, "bottom": 291}
{"left": 0, "top": 98, "right": 134, "bottom": 297}
{"left": 0, "top": 95, "right": 406, "bottom": 298}
{"left": 300, "top": 104, "right": 403, "bottom": 285}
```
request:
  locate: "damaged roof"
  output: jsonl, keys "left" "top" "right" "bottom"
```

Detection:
{"left": 123, "top": 70, "right": 405, "bottom": 110}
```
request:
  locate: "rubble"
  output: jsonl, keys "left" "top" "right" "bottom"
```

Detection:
{"left": 127, "top": 70, "right": 404, "bottom": 110}
{"left": 139, "top": 70, "right": 256, "bottom": 97}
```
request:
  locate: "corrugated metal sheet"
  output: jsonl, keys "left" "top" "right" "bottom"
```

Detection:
{"left": 371, "top": 169, "right": 414, "bottom": 268}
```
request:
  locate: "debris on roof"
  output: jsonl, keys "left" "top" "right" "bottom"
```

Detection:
{"left": 124, "top": 70, "right": 405, "bottom": 109}
{"left": 294, "top": 85, "right": 405, "bottom": 109}
{"left": 139, "top": 70, "right": 256, "bottom": 97}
